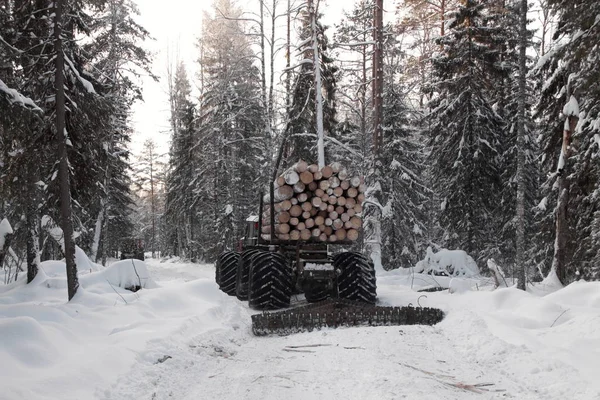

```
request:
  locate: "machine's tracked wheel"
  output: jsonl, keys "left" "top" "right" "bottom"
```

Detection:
{"left": 333, "top": 252, "right": 377, "bottom": 304}
{"left": 236, "top": 248, "right": 261, "bottom": 301}
{"left": 216, "top": 251, "right": 240, "bottom": 295}
{"left": 248, "top": 251, "right": 292, "bottom": 310}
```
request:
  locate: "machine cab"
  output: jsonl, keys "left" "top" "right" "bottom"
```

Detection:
{"left": 239, "top": 215, "right": 259, "bottom": 251}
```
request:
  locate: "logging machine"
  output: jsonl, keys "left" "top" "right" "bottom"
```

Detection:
{"left": 215, "top": 139, "right": 444, "bottom": 335}
{"left": 214, "top": 0, "right": 443, "bottom": 334}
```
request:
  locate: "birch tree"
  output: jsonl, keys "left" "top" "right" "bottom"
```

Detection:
{"left": 285, "top": 0, "right": 338, "bottom": 164}
{"left": 533, "top": 0, "right": 600, "bottom": 283}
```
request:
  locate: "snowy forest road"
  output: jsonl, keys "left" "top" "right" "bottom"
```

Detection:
{"left": 102, "top": 259, "right": 597, "bottom": 400}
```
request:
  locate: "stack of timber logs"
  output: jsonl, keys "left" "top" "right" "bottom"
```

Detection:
{"left": 262, "top": 160, "right": 365, "bottom": 243}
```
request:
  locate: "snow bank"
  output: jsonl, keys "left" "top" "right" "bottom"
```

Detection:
{"left": 101, "top": 259, "right": 158, "bottom": 290}
{"left": 414, "top": 247, "right": 480, "bottom": 277}
{"left": 38, "top": 258, "right": 157, "bottom": 292}
{"left": 0, "top": 260, "right": 238, "bottom": 400}
{"left": 544, "top": 280, "right": 600, "bottom": 309}
{"left": 3, "top": 258, "right": 600, "bottom": 399}
{"left": 448, "top": 277, "right": 480, "bottom": 293}
{"left": 39, "top": 261, "right": 69, "bottom": 278}
{"left": 0, "top": 316, "right": 61, "bottom": 371}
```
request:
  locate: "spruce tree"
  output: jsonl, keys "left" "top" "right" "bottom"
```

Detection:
{"left": 195, "top": 0, "right": 266, "bottom": 259}
{"left": 378, "top": 38, "right": 428, "bottom": 269}
{"left": 83, "top": 0, "right": 153, "bottom": 263}
{"left": 427, "top": 0, "right": 504, "bottom": 265}
{"left": 164, "top": 62, "right": 197, "bottom": 258}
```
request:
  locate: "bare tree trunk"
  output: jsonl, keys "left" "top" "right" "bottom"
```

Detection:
{"left": 538, "top": 0, "right": 551, "bottom": 57}
{"left": 95, "top": 3, "right": 120, "bottom": 265}
{"left": 365, "top": 0, "right": 385, "bottom": 268}
{"left": 54, "top": 0, "right": 79, "bottom": 300}
{"left": 93, "top": 144, "right": 111, "bottom": 265}
{"left": 91, "top": 207, "right": 103, "bottom": 262}
{"left": 26, "top": 212, "right": 39, "bottom": 283}
{"left": 24, "top": 162, "right": 40, "bottom": 282}
{"left": 269, "top": 0, "right": 276, "bottom": 127}
{"left": 440, "top": 0, "right": 445, "bottom": 37}
{"left": 150, "top": 154, "right": 156, "bottom": 258}
{"left": 515, "top": 0, "right": 528, "bottom": 290}
{"left": 189, "top": 212, "right": 195, "bottom": 261}
{"left": 100, "top": 216, "right": 109, "bottom": 266}
{"left": 259, "top": 0, "right": 274, "bottom": 173}
{"left": 259, "top": 0, "right": 267, "bottom": 118}
{"left": 552, "top": 112, "right": 579, "bottom": 284}
{"left": 361, "top": 36, "right": 367, "bottom": 152}
{"left": 286, "top": 0, "right": 291, "bottom": 113}
{"left": 372, "top": 0, "right": 384, "bottom": 153}
{"left": 308, "top": 0, "right": 325, "bottom": 167}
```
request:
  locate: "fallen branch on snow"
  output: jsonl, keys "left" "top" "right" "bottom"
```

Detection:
{"left": 285, "top": 344, "right": 332, "bottom": 349}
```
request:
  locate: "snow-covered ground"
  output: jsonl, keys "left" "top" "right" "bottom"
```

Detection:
{"left": 1, "top": 258, "right": 599, "bottom": 399}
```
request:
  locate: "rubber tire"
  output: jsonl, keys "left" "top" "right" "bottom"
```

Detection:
{"left": 248, "top": 251, "right": 292, "bottom": 310}
{"left": 333, "top": 252, "right": 377, "bottom": 304}
{"left": 236, "top": 248, "right": 261, "bottom": 301}
{"left": 215, "top": 251, "right": 240, "bottom": 295}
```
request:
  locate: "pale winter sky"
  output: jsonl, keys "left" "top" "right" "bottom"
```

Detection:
{"left": 129, "top": 0, "right": 355, "bottom": 156}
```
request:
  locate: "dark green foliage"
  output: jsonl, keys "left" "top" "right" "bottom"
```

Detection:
{"left": 487, "top": 0, "right": 539, "bottom": 278}
{"left": 163, "top": 62, "right": 197, "bottom": 259}
{"left": 0, "top": 0, "right": 150, "bottom": 276}
{"left": 427, "top": 0, "right": 504, "bottom": 265}
{"left": 190, "top": 0, "right": 266, "bottom": 261}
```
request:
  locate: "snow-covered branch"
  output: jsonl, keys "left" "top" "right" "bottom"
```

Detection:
{"left": 282, "top": 59, "right": 314, "bottom": 73}
{"left": 332, "top": 41, "right": 375, "bottom": 48}
{"left": 290, "top": 133, "right": 362, "bottom": 158}
{"left": 0, "top": 34, "right": 24, "bottom": 54}
{"left": 0, "top": 79, "right": 43, "bottom": 112}
{"left": 64, "top": 55, "right": 96, "bottom": 94}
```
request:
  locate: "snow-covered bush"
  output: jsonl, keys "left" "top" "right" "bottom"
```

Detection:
{"left": 102, "top": 259, "right": 157, "bottom": 291}
{"left": 38, "top": 248, "right": 102, "bottom": 278}
{"left": 74, "top": 246, "right": 103, "bottom": 273}
{"left": 414, "top": 247, "right": 480, "bottom": 278}
{"left": 0, "top": 218, "right": 13, "bottom": 249}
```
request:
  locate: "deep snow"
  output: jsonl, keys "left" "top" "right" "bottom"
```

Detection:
{"left": 1, "top": 258, "right": 599, "bottom": 399}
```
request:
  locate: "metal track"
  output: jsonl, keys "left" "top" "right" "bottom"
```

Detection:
{"left": 251, "top": 299, "right": 444, "bottom": 336}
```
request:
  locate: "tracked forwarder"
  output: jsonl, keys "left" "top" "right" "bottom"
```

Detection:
{"left": 215, "top": 139, "right": 444, "bottom": 335}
